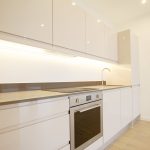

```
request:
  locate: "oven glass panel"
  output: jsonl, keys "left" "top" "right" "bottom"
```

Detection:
{"left": 74, "top": 106, "right": 101, "bottom": 149}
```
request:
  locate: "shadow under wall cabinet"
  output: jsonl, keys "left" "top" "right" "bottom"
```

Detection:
{"left": 0, "top": 97, "right": 70, "bottom": 150}
{"left": 0, "top": 0, "right": 118, "bottom": 62}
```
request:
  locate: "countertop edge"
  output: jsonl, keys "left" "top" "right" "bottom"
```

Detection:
{"left": 0, "top": 85, "right": 132, "bottom": 106}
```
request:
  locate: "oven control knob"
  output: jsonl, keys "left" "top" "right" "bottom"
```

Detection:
{"left": 76, "top": 98, "right": 79, "bottom": 103}
{"left": 96, "top": 94, "right": 99, "bottom": 99}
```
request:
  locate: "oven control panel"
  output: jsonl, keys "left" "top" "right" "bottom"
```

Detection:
{"left": 69, "top": 91, "right": 102, "bottom": 107}
{"left": 86, "top": 95, "right": 92, "bottom": 101}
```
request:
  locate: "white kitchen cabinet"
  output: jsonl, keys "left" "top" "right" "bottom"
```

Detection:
{"left": 0, "top": 97, "right": 69, "bottom": 130}
{"left": 86, "top": 13, "right": 105, "bottom": 57}
{"left": 103, "top": 89, "right": 121, "bottom": 143}
{"left": 0, "top": 115, "right": 70, "bottom": 150}
{"left": 0, "top": 97, "right": 70, "bottom": 150}
{"left": 53, "top": 0, "right": 86, "bottom": 52}
{"left": 0, "top": 0, "right": 52, "bottom": 44}
{"left": 120, "top": 87, "right": 132, "bottom": 128}
{"left": 132, "top": 85, "right": 140, "bottom": 119}
{"left": 84, "top": 137, "right": 103, "bottom": 150}
{"left": 104, "top": 26, "right": 118, "bottom": 61}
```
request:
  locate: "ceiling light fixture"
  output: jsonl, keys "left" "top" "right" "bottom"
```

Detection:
{"left": 97, "top": 19, "right": 101, "bottom": 23}
{"left": 141, "top": 0, "right": 147, "bottom": 4}
{"left": 40, "top": 24, "right": 45, "bottom": 27}
{"left": 72, "top": 2, "right": 76, "bottom": 6}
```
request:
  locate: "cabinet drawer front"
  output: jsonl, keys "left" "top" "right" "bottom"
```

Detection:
{"left": 0, "top": 97, "right": 69, "bottom": 130}
{"left": 0, "top": 115, "right": 70, "bottom": 150}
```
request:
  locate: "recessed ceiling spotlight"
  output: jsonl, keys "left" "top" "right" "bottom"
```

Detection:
{"left": 97, "top": 19, "right": 101, "bottom": 23}
{"left": 40, "top": 24, "right": 45, "bottom": 27}
{"left": 141, "top": 0, "right": 147, "bottom": 4}
{"left": 72, "top": 2, "right": 76, "bottom": 6}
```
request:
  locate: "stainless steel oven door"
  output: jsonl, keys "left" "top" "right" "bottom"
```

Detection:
{"left": 70, "top": 100, "right": 103, "bottom": 150}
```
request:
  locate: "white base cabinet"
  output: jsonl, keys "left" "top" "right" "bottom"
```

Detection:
{"left": 0, "top": 115, "right": 70, "bottom": 150}
{"left": 103, "top": 89, "right": 121, "bottom": 143}
{"left": 0, "top": 97, "right": 70, "bottom": 150}
{"left": 53, "top": 0, "right": 86, "bottom": 52}
{"left": 59, "top": 144, "right": 70, "bottom": 150}
{"left": 120, "top": 87, "right": 132, "bottom": 128}
{"left": 132, "top": 85, "right": 140, "bottom": 119}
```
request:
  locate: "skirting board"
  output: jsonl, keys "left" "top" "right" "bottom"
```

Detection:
{"left": 98, "top": 115, "right": 140, "bottom": 150}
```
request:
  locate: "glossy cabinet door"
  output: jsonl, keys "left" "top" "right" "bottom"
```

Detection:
{"left": 120, "top": 87, "right": 132, "bottom": 128}
{"left": 132, "top": 85, "right": 140, "bottom": 119}
{"left": 53, "top": 0, "right": 86, "bottom": 52}
{"left": 104, "top": 26, "right": 118, "bottom": 61}
{"left": 0, "top": 0, "right": 52, "bottom": 44}
{"left": 103, "top": 89, "right": 121, "bottom": 143}
{"left": 0, "top": 115, "right": 70, "bottom": 150}
{"left": 85, "top": 13, "right": 117, "bottom": 61}
{"left": 86, "top": 13, "right": 105, "bottom": 57}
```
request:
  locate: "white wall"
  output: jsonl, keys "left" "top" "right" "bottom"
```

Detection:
{"left": 0, "top": 40, "right": 131, "bottom": 84}
{"left": 120, "top": 15, "right": 150, "bottom": 121}
{"left": 0, "top": 40, "right": 111, "bottom": 83}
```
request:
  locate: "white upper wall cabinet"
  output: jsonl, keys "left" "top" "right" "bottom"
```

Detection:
{"left": 86, "top": 13, "right": 105, "bottom": 57}
{"left": 53, "top": 0, "right": 86, "bottom": 52}
{"left": 104, "top": 26, "right": 118, "bottom": 61}
{"left": 0, "top": 0, "right": 118, "bottom": 62}
{"left": 85, "top": 12, "right": 117, "bottom": 62}
{"left": 0, "top": 0, "right": 52, "bottom": 44}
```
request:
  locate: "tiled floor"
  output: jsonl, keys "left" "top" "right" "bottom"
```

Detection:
{"left": 107, "top": 121, "right": 150, "bottom": 150}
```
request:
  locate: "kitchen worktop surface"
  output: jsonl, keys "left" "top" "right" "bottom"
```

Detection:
{"left": 81, "top": 85, "right": 132, "bottom": 90}
{"left": 0, "top": 85, "right": 131, "bottom": 106}
{"left": 0, "top": 90, "right": 68, "bottom": 105}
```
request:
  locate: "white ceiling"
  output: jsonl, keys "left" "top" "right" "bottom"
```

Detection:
{"left": 75, "top": 0, "right": 150, "bottom": 27}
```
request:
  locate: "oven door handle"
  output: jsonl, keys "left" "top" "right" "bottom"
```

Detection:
{"left": 78, "top": 104, "right": 101, "bottom": 113}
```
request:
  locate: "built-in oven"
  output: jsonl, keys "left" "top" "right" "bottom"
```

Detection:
{"left": 69, "top": 91, "right": 103, "bottom": 150}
